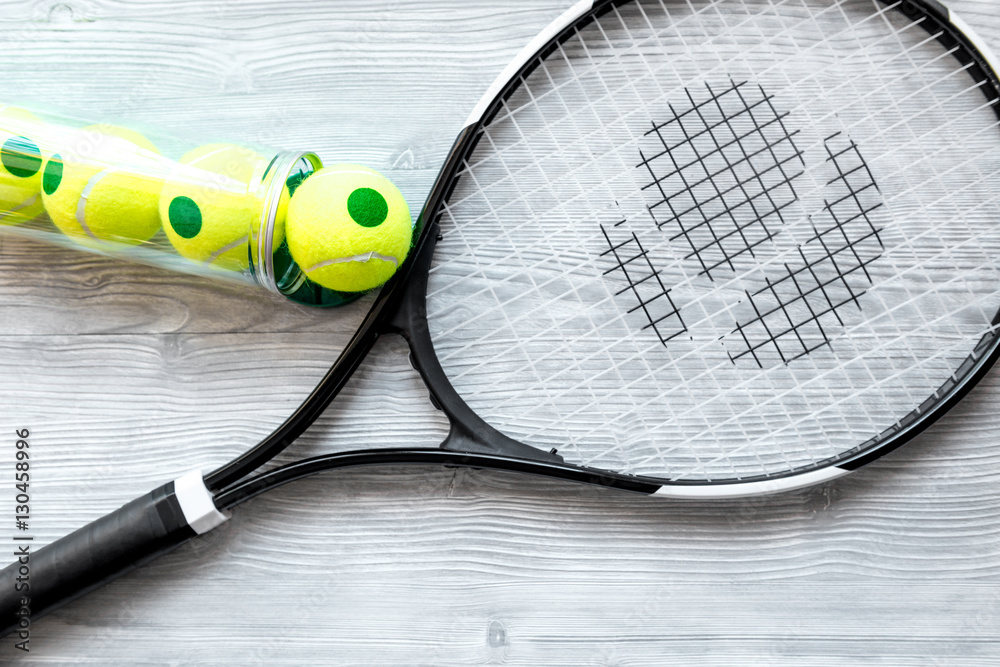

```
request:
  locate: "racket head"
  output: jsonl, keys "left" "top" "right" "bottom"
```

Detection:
{"left": 368, "top": 0, "right": 1000, "bottom": 498}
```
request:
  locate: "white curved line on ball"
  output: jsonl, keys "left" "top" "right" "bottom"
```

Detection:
{"left": 187, "top": 146, "right": 253, "bottom": 191}
{"left": 208, "top": 235, "right": 249, "bottom": 264}
{"left": 190, "top": 146, "right": 232, "bottom": 166}
{"left": 306, "top": 252, "right": 399, "bottom": 273}
{"left": 77, "top": 168, "right": 121, "bottom": 241}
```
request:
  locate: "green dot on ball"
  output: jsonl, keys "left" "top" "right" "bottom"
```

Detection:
{"left": 347, "top": 187, "right": 389, "bottom": 228}
{"left": 42, "top": 155, "right": 63, "bottom": 195}
{"left": 2, "top": 136, "right": 42, "bottom": 179}
{"left": 169, "top": 196, "right": 203, "bottom": 239}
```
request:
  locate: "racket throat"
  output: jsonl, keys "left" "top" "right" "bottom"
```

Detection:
{"left": 441, "top": 420, "right": 564, "bottom": 463}
{"left": 386, "top": 231, "right": 564, "bottom": 464}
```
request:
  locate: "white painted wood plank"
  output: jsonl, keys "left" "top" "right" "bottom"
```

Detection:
{"left": 0, "top": 1, "right": 997, "bottom": 664}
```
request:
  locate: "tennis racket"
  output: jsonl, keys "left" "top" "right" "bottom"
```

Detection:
{"left": 3, "top": 0, "right": 1000, "bottom": 636}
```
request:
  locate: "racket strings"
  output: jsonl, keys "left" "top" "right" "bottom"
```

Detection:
{"left": 599, "top": 223, "right": 686, "bottom": 345}
{"left": 726, "top": 135, "right": 886, "bottom": 366}
{"left": 606, "top": 81, "right": 808, "bottom": 349}
{"left": 613, "top": 111, "right": 1000, "bottom": 360}
{"left": 432, "top": 0, "right": 981, "bottom": 308}
{"left": 450, "top": 49, "right": 924, "bottom": 386}
{"left": 644, "top": 83, "right": 806, "bottom": 279}
{"left": 426, "top": 0, "right": 1000, "bottom": 481}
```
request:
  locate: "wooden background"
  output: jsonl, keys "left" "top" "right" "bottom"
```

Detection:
{"left": 0, "top": 0, "right": 998, "bottom": 664}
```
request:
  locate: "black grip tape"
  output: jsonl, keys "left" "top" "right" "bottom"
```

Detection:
{"left": 0, "top": 482, "right": 197, "bottom": 638}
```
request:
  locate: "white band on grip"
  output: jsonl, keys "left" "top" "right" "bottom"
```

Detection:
{"left": 174, "top": 471, "right": 230, "bottom": 535}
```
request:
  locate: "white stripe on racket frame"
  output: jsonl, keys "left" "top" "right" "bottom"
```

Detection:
{"left": 454, "top": 0, "right": 1000, "bottom": 499}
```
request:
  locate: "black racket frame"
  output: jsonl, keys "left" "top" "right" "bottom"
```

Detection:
{"left": 212, "top": 0, "right": 1000, "bottom": 507}
{"left": 2, "top": 0, "right": 999, "bottom": 640}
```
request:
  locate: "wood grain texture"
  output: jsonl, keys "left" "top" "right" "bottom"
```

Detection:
{"left": 0, "top": 0, "right": 998, "bottom": 664}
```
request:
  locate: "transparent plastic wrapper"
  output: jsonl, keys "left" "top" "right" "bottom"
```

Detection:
{"left": 0, "top": 103, "right": 358, "bottom": 307}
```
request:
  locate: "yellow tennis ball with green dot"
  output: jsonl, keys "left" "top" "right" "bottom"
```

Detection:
{"left": 41, "top": 124, "right": 164, "bottom": 245}
{"left": 160, "top": 144, "right": 289, "bottom": 272}
{"left": 0, "top": 107, "right": 47, "bottom": 225}
{"left": 286, "top": 165, "right": 412, "bottom": 293}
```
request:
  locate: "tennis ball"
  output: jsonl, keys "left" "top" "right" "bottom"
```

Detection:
{"left": 0, "top": 106, "right": 47, "bottom": 225}
{"left": 41, "top": 124, "right": 164, "bottom": 245}
{"left": 285, "top": 165, "right": 412, "bottom": 293}
{"left": 160, "top": 144, "right": 289, "bottom": 272}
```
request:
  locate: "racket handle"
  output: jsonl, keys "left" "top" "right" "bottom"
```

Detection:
{"left": 0, "top": 471, "right": 228, "bottom": 638}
